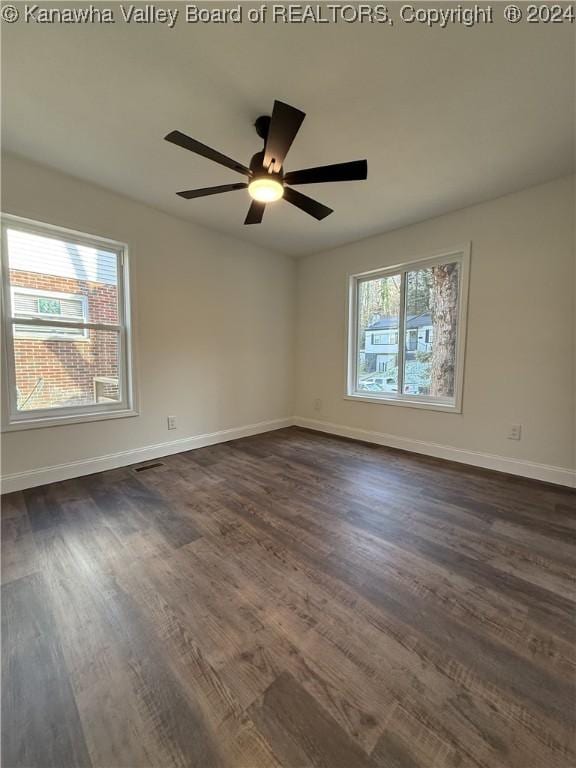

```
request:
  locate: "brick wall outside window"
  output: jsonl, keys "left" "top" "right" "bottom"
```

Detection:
{"left": 10, "top": 269, "right": 120, "bottom": 410}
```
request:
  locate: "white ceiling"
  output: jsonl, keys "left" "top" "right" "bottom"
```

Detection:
{"left": 2, "top": 4, "right": 574, "bottom": 256}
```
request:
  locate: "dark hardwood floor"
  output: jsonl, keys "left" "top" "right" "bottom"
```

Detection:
{"left": 2, "top": 426, "right": 575, "bottom": 768}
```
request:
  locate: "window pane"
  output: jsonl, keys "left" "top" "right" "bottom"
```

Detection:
{"left": 13, "top": 329, "right": 121, "bottom": 411}
{"left": 403, "top": 262, "right": 460, "bottom": 398}
{"left": 356, "top": 274, "right": 401, "bottom": 394}
{"left": 6, "top": 228, "right": 119, "bottom": 324}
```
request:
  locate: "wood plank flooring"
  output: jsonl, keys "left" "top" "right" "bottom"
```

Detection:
{"left": 2, "top": 426, "right": 575, "bottom": 768}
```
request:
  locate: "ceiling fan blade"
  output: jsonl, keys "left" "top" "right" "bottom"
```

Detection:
{"left": 177, "top": 183, "right": 247, "bottom": 199}
{"left": 285, "top": 159, "right": 367, "bottom": 186}
{"left": 263, "top": 101, "right": 305, "bottom": 173}
{"left": 244, "top": 200, "right": 266, "bottom": 225}
{"left": 283, "top": 187, "right": 333, "bottom": 221}
{"left": 165, "top": 130, "right": 250, "bottom": 176}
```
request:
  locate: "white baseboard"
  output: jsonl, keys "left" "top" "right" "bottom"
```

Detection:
{"left": 3, "top": 415, "right": 574, "bottom": 492}
{"left": 1, "top": 417, "right": 293, "bottom": 493}
{"left": 295, "top": 417, "right": 576, "bottom": 488}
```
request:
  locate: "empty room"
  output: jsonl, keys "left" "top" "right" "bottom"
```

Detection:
{"left": 1, "top": 2, "right": 575, "bottom": 767}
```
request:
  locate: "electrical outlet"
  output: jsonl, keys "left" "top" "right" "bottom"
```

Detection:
{"left": 507, "top": 424, "right": 522, "bottom": 441}
{"left": 313, "top": 398, "right": 322, "bottom": 412}
{"left": 167, "top": 416, "right": 177, "bottom": 430}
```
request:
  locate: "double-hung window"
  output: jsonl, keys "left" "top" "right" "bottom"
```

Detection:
{"left": 347, "top": 248, "right": 469, "bottom": 411}
{"left": 1, "top": 215, "right": 136, "bottom": 429}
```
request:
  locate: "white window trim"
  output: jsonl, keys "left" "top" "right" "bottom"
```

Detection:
{"left": 11, "top": 286, "right": 89, "bottom": 340}
{"left": 345, "top": 244, "right": 470, "bottom": 413}
{"left": 1, "top": 213, "right": 138, "bottom": 431}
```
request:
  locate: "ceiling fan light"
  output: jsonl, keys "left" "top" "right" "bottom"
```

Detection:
{"left": 248, "top": 177, "right": 284, "bottom": 203}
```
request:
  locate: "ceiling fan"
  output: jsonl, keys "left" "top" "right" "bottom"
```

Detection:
{"left": 165, "top": 100, "right": 368, "bottom": 225}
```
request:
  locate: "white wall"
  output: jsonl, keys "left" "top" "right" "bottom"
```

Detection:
{"left": 295, "top": 177, "right": 575, "bottom": 485}
{"left": 1, "top": 154, "right": 295, "bottom": 488}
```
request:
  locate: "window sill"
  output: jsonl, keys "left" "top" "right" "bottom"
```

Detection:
{"left": 2, "top": 407, "right": 139, "bottom": 432}
{"left": 344, "top": 393, "right": 461, "bottom": 413}
{"left": 15, "top": 336, "right": 90, "bottom": 342}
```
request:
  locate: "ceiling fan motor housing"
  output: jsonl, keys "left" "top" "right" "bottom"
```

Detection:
{"left": 254, "top": 115, "right": 271, "bottom": 141}
{"left": 249, "top": 150, "right": 283, "bottom": 182}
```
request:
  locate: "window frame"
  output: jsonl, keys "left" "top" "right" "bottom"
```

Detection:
{"left": 1, "top": 213, "right": 138, "bottom": 431}
{"left": 346, "top": 245, "right": 470, "bottom": 413}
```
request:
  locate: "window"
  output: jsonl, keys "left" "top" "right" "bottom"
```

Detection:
{"left": 12, "top": 287, "right": 88, "bottom": 340}
{"left": 347, "top": 248, "right": 469, "bottom": 410}
{"left": 373, "top": 332, "right": 398, "bottom": 345}
{"left": 1, "top": 215, "right": 136, "bottom": 429}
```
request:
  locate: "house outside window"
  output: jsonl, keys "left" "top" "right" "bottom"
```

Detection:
{"left": 1, "top": 215, "right": 136, "bottom": 429}
{"left": 348, "top": 247, "right": 470, "bottom": 411}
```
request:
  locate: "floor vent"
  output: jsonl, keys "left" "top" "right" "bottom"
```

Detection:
{"left": 133, "top": 462, "right": 165, "bottom": 473}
